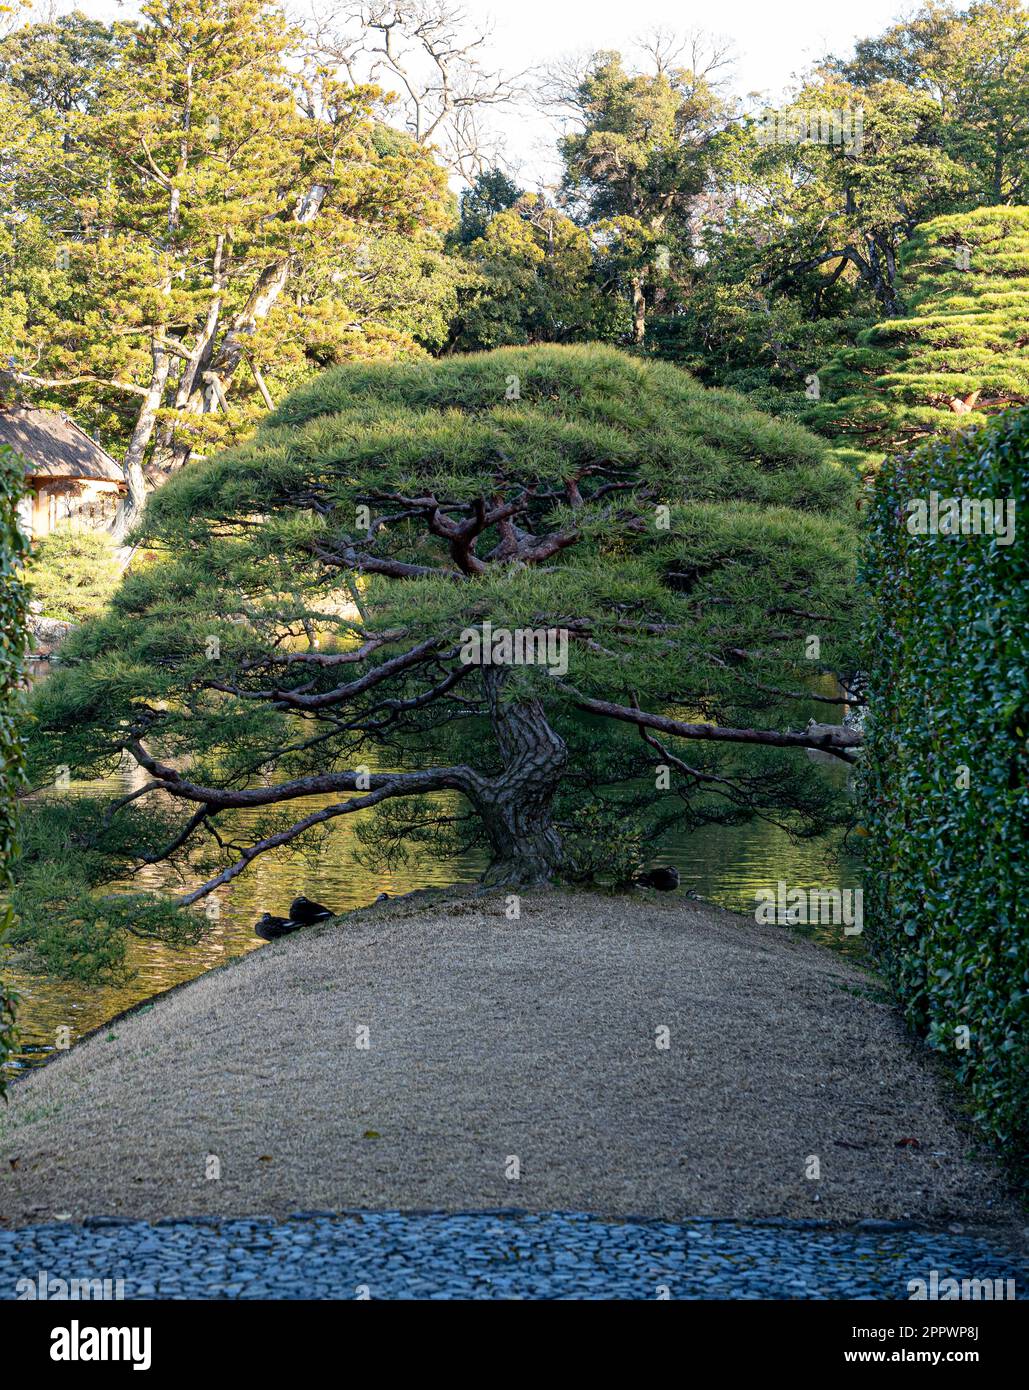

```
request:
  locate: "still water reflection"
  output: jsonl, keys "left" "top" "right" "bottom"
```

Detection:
{"left": 5, "top": 763, "right": 860, "bottom": 1071}
{"left": 10, "top": 614, "right": 870, "bottom": 1072}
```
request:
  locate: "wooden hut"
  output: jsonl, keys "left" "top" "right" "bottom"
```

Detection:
{"left": 0, "top": 405, "right": 125, "bottom": 540}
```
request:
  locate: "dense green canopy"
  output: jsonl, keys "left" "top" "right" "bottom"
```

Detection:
{"left": 809, "top": 206, "right": 1029, "bottom": 449}
{"left": 19, "top": 346, "right": 861, "bottom": 978}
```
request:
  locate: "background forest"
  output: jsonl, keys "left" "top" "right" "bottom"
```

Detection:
{"left": 0, "top": 0, "right": 1026, "bottom": 537}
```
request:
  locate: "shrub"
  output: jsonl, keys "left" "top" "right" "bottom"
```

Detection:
{"left": 28, "top": 527, "right": 122, "bottom": 623}
{"left": 860, "top": 407, "right": 1029, "bottom": 1176}
{"left": 0, "top": 445, "right": 30, "bottom": 1095}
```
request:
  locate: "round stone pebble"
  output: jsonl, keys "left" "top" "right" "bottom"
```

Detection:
{"left": 0, "top": 1212, "right": 1025, "bottom": 1300}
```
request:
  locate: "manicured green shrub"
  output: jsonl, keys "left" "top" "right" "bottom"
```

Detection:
{"left": 860, "top": 407, "right": 1029, "bottom": 1176}
{"left": 0, "top": 445, "right": 29, "bottom": 1095}
{"left": 28, "top": 527, "right": 122, "bottom": 623}
{"left": 811, "top": 207, "right": 1029, "bottom": 450}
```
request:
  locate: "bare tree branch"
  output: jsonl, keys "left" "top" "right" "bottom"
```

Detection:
{"left": 307, "top": 0, "right": 525, "bottom": 178}
{"left": 564, "top": 691, "right": 862, "bottom": 763}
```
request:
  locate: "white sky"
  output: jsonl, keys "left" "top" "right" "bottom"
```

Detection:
{"left": 50, "top": 0, "right": 915, "bottom": 184}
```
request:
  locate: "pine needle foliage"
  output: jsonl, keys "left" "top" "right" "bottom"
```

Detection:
{"left": 20, "top": 346, "right": 862, "bottom": 972}
{"left": 809, "top": 206, "right": 1029, "bottom": 450}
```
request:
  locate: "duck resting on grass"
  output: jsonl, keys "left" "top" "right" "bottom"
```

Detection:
{"left": 253, "top": 897, "right": 336, "bottom": 940}
{"left": 254, "top": 914, "right": 304, "bottom": 941}
{"left": 635, "top": 866, "right": 680, "bottom": 892}
{"left": 289, "top": 895, "right": 335, "bottom": 924}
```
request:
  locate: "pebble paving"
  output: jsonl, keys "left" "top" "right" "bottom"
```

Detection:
{"left": 1, "top": 1212, "right": 1027, "bottom": 1300}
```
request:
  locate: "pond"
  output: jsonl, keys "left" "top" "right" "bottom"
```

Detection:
{"left": 4, "top": 750, "right": 862, "bottom": 1072}
{"left": 8, "top": 655, "right": 863, "bottom": 1070}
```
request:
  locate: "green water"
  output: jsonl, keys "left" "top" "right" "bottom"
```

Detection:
{"left": 7, "top": 657, "right": 862, "bottom": 1069}
{"left": 5, "top": 759, "right": 861, "bottom": 1071}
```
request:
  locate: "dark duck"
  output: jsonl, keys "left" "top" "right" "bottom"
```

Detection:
{"left": 635, "top": 866, "right": 680, "bottom": 892}
{"left": 254, "top": 913, "right": 304, "bottom": 941}
{"left": 288, "top": 895, "right": 335, "bottom": 924}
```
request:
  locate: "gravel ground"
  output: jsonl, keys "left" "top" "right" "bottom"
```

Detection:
{"left": 1, "top": 1212, "right": 1026, "bottom": 1301}
{"left": 0, "top": 888, "right": 1020, "bottom": 1232}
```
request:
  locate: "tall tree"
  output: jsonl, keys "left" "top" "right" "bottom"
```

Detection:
{"left": 309, "top": 0, "right": 523, "bottom": 180}
{"left": 838, "top": 0, "right": 1029, "bottom": 204}
{"left": 448, "top": 192, "right": 619, "bottom": 350}
{"left": 0, "top": 0, "right": 459, "bottom": 534}
{"left": 0, "top": 8, "right": 120, "bottom": 115}
{"left": 552, "top": 44, "right": 729, "bottom": 343}
{"left": 17, "top": 345, "right": 861, "bottom": 974}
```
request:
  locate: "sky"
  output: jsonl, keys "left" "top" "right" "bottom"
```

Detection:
{"left": 53, "top": 0, "right": 916, "bottom": 184}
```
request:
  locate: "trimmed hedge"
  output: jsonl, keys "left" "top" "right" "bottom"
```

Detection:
{"left": 29, "top": 527, "right": 121, "bottom": 623}
{"left": 0, "top": 445, "right": 28, "bottom": 1096}
{"left": 861, "top": 408, "right": 1028, "bottom": 1176}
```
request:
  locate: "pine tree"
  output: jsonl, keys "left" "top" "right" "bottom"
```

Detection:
{"left": 556, "top": 51, "right": 726, "bottom": 343}
{"left": 809, "top": 205, "right": 1029, "bottom": 448}
{"left": 17, "top": 345, "right": 862, "bottom": 974}
{"left": 449, "top": 194, "right": 620, "bottom": 350}
{"left": 0, "top": 1, "right": 460, "bottom": 532}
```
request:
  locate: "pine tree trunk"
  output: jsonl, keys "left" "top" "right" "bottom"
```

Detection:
{"left": 471, "top": 668, "right": 569, "bottom": 886}
{"left": 111, "top": 344, "right": 171, "bottom": 541}
{"left": 197, "top": 184, "right": 330, "bottom": 418}
{"left": 631, "top": 273, "right": 647, "bottom": 345}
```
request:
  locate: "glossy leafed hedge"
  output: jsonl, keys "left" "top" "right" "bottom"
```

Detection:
{"left": 0, "top": 445, "right": 28, "bottom": 1095}
{"left": 860, "top": 409, "right": 1028, "bottom": 1174}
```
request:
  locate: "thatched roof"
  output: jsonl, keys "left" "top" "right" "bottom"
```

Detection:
{"left": 0, "top": 406, "right": 124, "bottom": 485}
